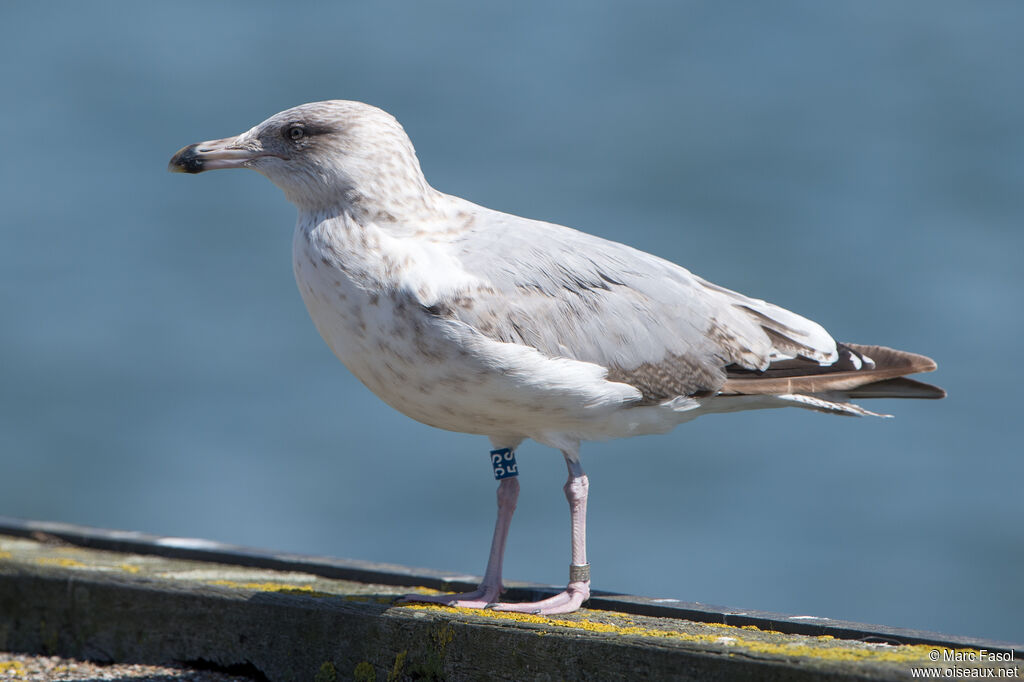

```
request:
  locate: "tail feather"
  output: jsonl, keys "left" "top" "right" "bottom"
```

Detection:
{"left": 776, "top": 393, "right": 893, "bottom": 418}
{"left": 844, "top": 376, "right": 945, "bottom": 400}
{"left": 720, "top": 343, "right": 945, "bottom": 400}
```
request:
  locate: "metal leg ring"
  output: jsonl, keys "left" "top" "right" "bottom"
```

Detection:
{"left": 569, "top": 563, "right": 590, "bottom": 583}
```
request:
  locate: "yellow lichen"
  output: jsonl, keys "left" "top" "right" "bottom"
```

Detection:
{"left": 0, "top": 661, "right": 27, "bottom": 675}
{"left": 36, "top": 557, "right": 86, "bottom": 568}
{"left": 408, "top": 586, "right": 443, "bottom": 595}
{"left": 205, "top": 579, "right": 335, "bottom": 598}
{"left": 118, "top": 563, "right": 141, "bottom": 574}
{"left": 399, "top": 604, "right": 967, "bottom": 665}
{"left": 0, "top": 551, "right": 13, "bottom": 560}
{"left": 208, "top": 580, "right": 312, "bottom": 592}
{"left": 387, "top": 650, "right": 407, "bottom": 682}
{"left": 353, "top": 660, "right": 376, "bottom": 682}
{"left": 431, "top": 623, "right": 454, "bottom": 652}
{"left": 314, "top": 661, "right": 338, "bottom": 682}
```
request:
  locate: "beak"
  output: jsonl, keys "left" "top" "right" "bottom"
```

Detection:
{"left": 168, "top": 135, "right": 274, "bottom": 174}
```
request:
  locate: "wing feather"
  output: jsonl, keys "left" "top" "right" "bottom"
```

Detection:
{"left": 443, "top": 201, "right": 839, "bottom": 401}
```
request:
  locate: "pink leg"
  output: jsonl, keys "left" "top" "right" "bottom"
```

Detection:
{"left": 401, "top": 475, "right": 519, "bottom": 608}
{"left": 490, "top": 451, "right": 591, "bottom": 615}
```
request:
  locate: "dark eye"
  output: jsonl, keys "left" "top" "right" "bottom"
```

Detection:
{"left": 286, "top": 125, "right": 305, "bottom": 141}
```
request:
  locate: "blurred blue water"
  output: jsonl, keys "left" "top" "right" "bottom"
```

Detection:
{"left": 1, "top": 1, "right": 1022, "bottom": 643}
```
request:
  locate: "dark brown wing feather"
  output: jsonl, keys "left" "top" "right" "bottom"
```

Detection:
{"left": 719, "top": 343, "right": 945, "bottom": 399}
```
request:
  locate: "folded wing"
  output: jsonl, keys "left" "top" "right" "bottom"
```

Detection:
{"left": 444, "top": 203, "right": 943, "bottom": 409}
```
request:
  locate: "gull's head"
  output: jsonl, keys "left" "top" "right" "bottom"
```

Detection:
{"left": 169, "top": 100, "right": 435, "bottom": 215}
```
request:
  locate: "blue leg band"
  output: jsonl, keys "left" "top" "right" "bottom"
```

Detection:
{"left": 490, "top": 448, "right": 519, "bottom": 480}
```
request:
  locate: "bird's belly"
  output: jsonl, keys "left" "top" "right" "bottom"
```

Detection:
{"left": 293, "top": 268, "right": 639, "bottom": 439}
{"left": 300, "top": 293, "right": 535, "bottom": 432}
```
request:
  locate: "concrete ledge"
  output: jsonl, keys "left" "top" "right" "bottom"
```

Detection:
{"left": 0, "top": 518, "right": 1019, "bottom": 681}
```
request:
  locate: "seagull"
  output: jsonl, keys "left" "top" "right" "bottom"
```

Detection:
{"left": 169, "top": 100, "right": 944, "bottom": 615}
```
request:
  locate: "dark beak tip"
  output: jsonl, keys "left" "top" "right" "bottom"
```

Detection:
{"left": 168, "top": 144, "right": 204, "bottom": 174}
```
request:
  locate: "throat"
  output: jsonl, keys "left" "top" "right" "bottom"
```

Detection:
{"left": 295, "top": 211, "right": 385, "bottom": 281}
{"left": 293, "top": 206, "right": 482, "bottom": 313}
{"left": 289, "top": 177, "right": 445, "bottom": 227}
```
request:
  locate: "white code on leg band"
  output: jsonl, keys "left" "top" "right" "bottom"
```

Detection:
{"left": 490, "top": 448, "right": 519, "bottom": 480}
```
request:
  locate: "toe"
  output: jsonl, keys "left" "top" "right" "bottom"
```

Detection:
{"left": 399, "top": 584, "right": 502, "bottom": 608}
{"left": 488, "top": 581, "right": 589, "bottom": 615}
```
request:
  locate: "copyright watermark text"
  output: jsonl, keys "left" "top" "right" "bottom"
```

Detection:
{"left": 910, "top": 649, "right": 1019, "bottom": 678}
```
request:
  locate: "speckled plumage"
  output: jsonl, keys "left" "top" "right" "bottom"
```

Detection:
{"left": 169, "top": 100, "right": 943, "bottom": 614}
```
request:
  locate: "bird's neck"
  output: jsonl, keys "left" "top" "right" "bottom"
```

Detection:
{"left": 338, "top": 182, "right": 445, "bottom": 227}
{"left": 286, "top": 155, "right": 445, "bottom": 227}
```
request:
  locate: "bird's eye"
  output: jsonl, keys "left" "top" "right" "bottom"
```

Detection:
{"left": 286, "top": 125, "right": 305, "bottom": 141}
